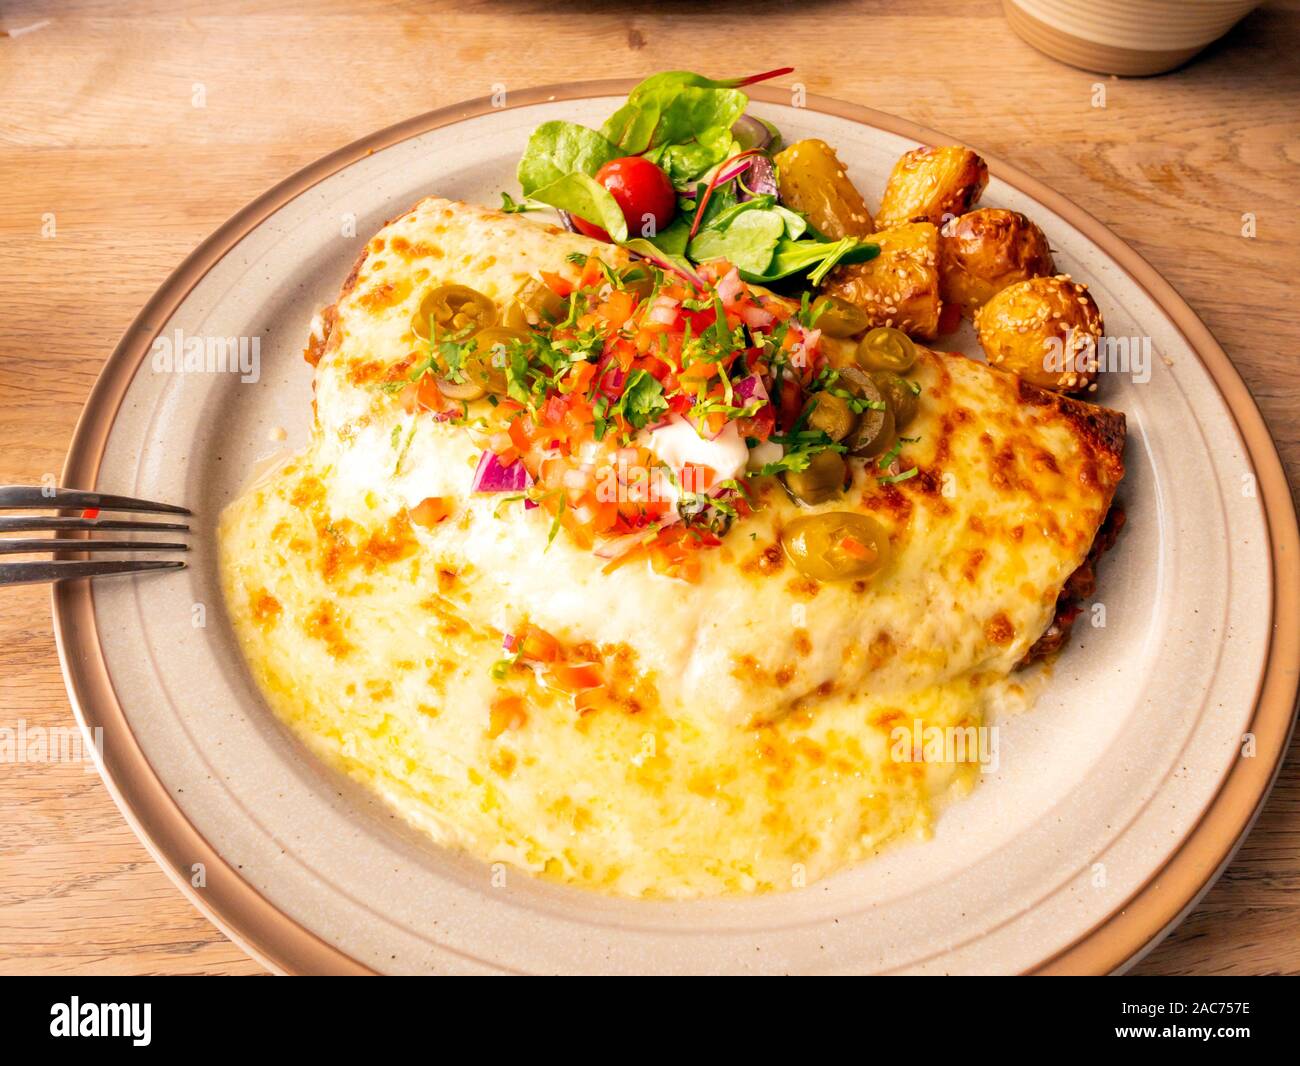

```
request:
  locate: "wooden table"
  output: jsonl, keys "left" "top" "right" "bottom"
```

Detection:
{"left": 2, "top": 0, "right": 1297, "bottom": 976}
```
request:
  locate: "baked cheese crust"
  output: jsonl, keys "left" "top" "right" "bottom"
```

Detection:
{"left": 219, "top": 198, "right": 1124, "bottom": 896}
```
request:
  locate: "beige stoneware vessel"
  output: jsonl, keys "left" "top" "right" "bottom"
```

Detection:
{"left": 1004, "top": 0, "right": 1262, "bottom": 75}
{"left": 54, "top": 81, "right": 1299, "bottom": 975}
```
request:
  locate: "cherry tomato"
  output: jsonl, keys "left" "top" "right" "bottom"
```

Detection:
{"left": 572, "top": 156, "right": 677, "bottom": 242}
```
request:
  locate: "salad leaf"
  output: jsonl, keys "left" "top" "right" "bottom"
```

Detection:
{"left": 687, "top": 209, "right": 785, "bottom": 275}
{"left": 601, "top": 73, "right": 747, "bottom": 159}
{"left": 701, "top": 194, "right": 775, "bottom": 229}
{"left": 518, "top": 121, "right": 620, "bottom": 196}
{"left": 650, "top": 126, "right": 739, "bottom": 187}
{"left": 527, "top": 172, "right": 629, "bottom": 242}
{"left": 643, "top": 216, "right": 691, "bottom": 256}
{"left": 742, "top": 236, "right": 879, "bottom": 284}
{"left": 621, "top": 237, "right": 700, "bottom": 285}
{"left": 772, "top": 204, "right": 807, "bottom": 240}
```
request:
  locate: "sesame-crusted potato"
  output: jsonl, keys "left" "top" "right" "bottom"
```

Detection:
{"left": 773, "top": 139, "right": 875, "bottom": 239}
{"left": 821, "top": 222, "right": 941, "bottom": 340}
{"left": 939, "top": 208, "right": 1055, "bottom": 317}
{"left": 975, "top": 275, "right": 1103, "bottom": 393}
{"left": 876, "top": 146, "right": 989, "bottom": 230}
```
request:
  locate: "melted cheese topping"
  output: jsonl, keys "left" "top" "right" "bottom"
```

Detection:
{"left": 219, "top": 198, "right": 1122, "bottom": 897}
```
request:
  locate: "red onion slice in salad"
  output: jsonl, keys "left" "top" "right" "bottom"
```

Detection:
{"left": 730, "top": 114, "right": 774, "bottom": 152}
{"left": 737, "top": 154, "right": 778, "bottom": 202}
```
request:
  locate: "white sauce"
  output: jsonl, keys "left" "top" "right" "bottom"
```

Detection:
{"left": 640, "top": 416, "right": 749, "bottom": 509}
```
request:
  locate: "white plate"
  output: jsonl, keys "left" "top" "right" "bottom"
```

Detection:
{"left": 55, "top": 82, "right": 1299, "bottom": 974}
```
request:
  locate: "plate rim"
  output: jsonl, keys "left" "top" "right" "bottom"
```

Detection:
{"left": 53, "top": 77, "right": 1300, "bottom": 976}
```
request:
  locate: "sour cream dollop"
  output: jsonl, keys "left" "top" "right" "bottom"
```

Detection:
{"left": 640, "top": 416, "right": 750, "bottom": 509}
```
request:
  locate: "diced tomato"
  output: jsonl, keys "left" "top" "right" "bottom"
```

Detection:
{"left": 571, "top": 156, "right": 676, "bottom": 243}
{"left": 679, "top": 462, "right": 717, "bottom": 495}
{"left": 700, "top": 408, "right": 730, "bottom": 438}
{"left": 543, "top": 393, "right": 570, "bottom": 425}
{"left": 598, "top": 289, "right": 636, "bottom": 330}
{"left": 574, "top": 686, "right": 609, "bottom": 714}
{"left": 401, "top": 375, "right": 447, "bottom": 414}
{"left": 679, "top": 361, "right": 719, "bottom": 385}
{"left": 508, "top": 416, "right": 537, "bottom": 454}
{"left": 564, "top": 361, "right": 597, "bottom": 395}
{"left": 548, "top": 661, "right": 604, "bottom": 692}
{"left": 409, "top": 496, "right": 452, "bottom": 528}
{"left": 540, "top": 271, "right": 574, "bottom": 298}
{"left": 736, "top": 402, "right": 775, "bottom": 442}
{"left": 777, "top": 376, "right": 804, "bottom": 430}
{"left": 666, "top": 391, "right": 693, "bottom": 418}
{"left": 517, "top": 623, "right": 561, "bottom": 663}
{"left": 578, "top": 255, "right": 604, "bottom": 290}
{"left": 487, "top": 693, "right": 527, "bottom": 738}
{"left": 651, "top": 547, "right": 701, "bottom": 583}
{"left": 559, "top": 508, "right": 595, "bottom": 551}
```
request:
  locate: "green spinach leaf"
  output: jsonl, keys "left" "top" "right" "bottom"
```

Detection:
{"left": 528, "top": 172, "right": 629, "bottom": 242}
{"left": 741, "top": 236, "right": 879, "bottom": 284}
{"left": 601, "top": 74, "right": 747, "bottom": 158}
{"left": 517, "top": 121, "right": 620, "bottom": 196}
{"left": 687, "top": 210, "right": 786, "bottom": 275}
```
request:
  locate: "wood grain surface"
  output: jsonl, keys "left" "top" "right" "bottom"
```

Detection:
{"left": 1, "top": 0, "right": 1297, "bottom": 977}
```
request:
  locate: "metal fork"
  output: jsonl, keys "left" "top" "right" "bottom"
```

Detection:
{"left": 0, "top": 486, "right": 191, "bottom": 587}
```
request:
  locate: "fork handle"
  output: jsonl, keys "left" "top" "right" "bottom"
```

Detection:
{"left": 0, "top": 559, "right": 185, "bottom": 586}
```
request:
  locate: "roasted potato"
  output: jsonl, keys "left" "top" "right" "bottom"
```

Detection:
{"left": 876, "top": 146, "right": 989, "bottom": 229}
{"left": 820, "top": 222, "right": 941, "bottom": 340}
{"left": 975, "top": 275, "right": 1103, "bottom": 393}
{"left": 939, "top": 208, "right": 1055, "bottom": 316}
{"left": 773, "top": 139, "right": 875, "bottom": 239}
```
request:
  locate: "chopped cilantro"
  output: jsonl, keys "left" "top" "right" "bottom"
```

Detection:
{"left": 500, "top": 192, "right": 536, "bottom": 214}
{"left": 878, "top": 467, "right": 919, "bottom": 485}
{"left": 613, "top": 369, "right": 669, "bottom": 430}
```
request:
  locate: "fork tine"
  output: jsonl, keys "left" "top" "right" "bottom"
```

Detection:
{"left": 0, "top": 485, "right": 191, "bottom": 515}
{"left": 0, "top": 516, "right": 190, "bottom": 534}
{"left": 0, "top": 539, "right": 189, "bottom": 556}
{"left": 0, "top": 559, "right": 186, "bottom": 586}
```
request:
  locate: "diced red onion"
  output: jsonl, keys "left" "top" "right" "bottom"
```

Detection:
{"left": 739, "top": 303, "right": 775, "bottom": 330}
{"left": 593, "top": 513, "right": 682, "bottom": 560}
{"left": 562, "top": 468, "right": 591, "bottom": 491}
{"left": 716, "top": 267, "right": 744, "bottom": 305}
{"left": 556, "top": 210, "right": 579, "bottom": 233}
{"left": 647, "top": 298, "right": 679, "bottom": 326}
{"left": 471, "top": 449, "right": 532, "bottom": 493}
{"left": 593, "top": 532, "right": 644, "bottom": 560}
{"left": 734, "top": 374, "right": 770, "bottom": 406}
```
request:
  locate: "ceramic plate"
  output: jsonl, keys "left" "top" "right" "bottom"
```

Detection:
{"left": 54, "top": 81, "right": 1299, "bottom": 975}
